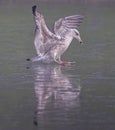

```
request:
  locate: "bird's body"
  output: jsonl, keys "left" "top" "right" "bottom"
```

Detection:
{"left": 30, "top": 5, "right": 84, "bottom": 65}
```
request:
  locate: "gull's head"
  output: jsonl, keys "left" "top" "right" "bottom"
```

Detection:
{"left": 73, "top": 29, "right": 83, "bottom": 44}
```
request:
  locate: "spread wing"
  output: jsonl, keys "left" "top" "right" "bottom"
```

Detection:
{"left": 32, "top": 5, "right": 62, "bottom": 55}
{"left": 54, "top": 15, "right": 84, "bottom": 36}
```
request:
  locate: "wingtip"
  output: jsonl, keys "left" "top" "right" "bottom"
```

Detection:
{"left": 32, "top": 5, "right": 37, "bottom": 16}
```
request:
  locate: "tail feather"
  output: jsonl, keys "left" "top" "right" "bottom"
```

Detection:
{"left": 31, "top": 55, "right": 45, "bottom": 62}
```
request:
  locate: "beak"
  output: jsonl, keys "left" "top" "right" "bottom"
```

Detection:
{"left": 80, "top": 40, "right": 83, "bottom": 44}
{"left": 79, "top": 38, "right": 83, "bottom": 44}
{"left": 75, "top": 35, "right": 83, "bottom": 45}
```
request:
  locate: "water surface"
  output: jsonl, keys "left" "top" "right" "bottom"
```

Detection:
{"left": 0, "top": 1, "right": 115, "bottom": 130}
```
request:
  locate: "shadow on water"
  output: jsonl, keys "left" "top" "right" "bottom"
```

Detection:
{"left": 32, "top": 64, "right": 81, "bottom": 129}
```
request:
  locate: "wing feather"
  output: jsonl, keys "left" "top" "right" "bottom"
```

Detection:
{"left": 54, "top": 15, "right": 84, "bottom": 36}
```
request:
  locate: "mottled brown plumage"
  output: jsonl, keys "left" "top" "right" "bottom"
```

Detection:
{"left": 31, "top": 5, "right": 83, "bottom": 65}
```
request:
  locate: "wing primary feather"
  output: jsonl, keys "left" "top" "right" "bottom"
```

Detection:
{"left": 54, "top": 14, "right": 84, "bottom": 35}
{"left": 65, "top": 15, "right": 84, "bottom": 20}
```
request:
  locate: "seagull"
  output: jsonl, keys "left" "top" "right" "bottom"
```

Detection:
{"left": 28, "top": 5, "right": 84, "bottom": 65}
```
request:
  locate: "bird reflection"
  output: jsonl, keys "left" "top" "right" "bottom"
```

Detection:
{"left": 33, "top": 65, "right": 81, "bottom": 126}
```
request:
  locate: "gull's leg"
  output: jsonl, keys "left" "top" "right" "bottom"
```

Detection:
{"left": 54, "top": 57, "right": 61, "bottom": 64}
{"left": 54, "top": 57, "right": 76, "bottom": 66}
{"left": 59, "top": 61, "right": 76, "bottom": 66}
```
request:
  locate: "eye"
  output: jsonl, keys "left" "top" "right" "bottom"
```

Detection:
{"left": 75, "top": 31, "right": 79, "bottom": 36}
{"left": 75, "top": 32, "right": 79, "bottom": 36}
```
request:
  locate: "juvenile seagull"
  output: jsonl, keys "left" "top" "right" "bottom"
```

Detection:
{"left": 30, "top": 5, "right": 83, "bottom": 65}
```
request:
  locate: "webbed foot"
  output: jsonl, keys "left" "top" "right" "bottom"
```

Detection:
{"left": 59, "top": 61, "right": 76, "bottom": 66}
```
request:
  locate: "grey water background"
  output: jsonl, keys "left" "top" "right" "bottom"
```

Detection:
{"left": 0, "top": 0, "right": 115, "bottom": 130}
